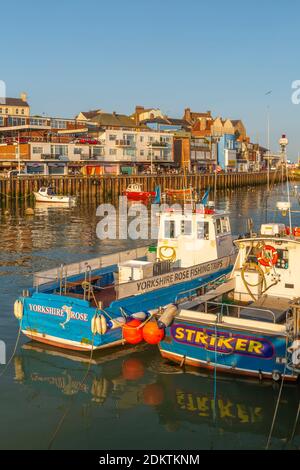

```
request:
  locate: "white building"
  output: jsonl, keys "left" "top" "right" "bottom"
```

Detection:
{"left": 96, "top": 129, "right": 173, "bottom": 164}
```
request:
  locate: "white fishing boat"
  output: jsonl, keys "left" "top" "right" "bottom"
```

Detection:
{"left": 33, "top": 187, "right": 76, "bottom": 204}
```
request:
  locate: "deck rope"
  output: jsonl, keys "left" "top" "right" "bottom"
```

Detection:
{"left": 87, "top": 281, "right": 154, "bottom": 329}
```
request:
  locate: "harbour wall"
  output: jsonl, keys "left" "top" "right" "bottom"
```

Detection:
{"left": 0, "top": 171, "right": 284, "bottom": 200}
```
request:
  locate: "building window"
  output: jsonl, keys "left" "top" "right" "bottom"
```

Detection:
{"left": 51, "top": 145, "right": 68, "bottom": 156}
{"left": 140, "top": 150, "right": 144, "bottom": 156}
{"left": 0, "top": 117, "right": 4, "bottom": 126}
{"left": 32, "top": 147, "right": 43, "bottom": 154}
{"left": 123, "top": 148, "right": 135, "bottom": 157}
{"left": 92, "top": 146, "right": 103, "bottom": 157}
{"left": 109, "top": 134, "right": 116, "bottom": 141}
{"left": 16, "top": 109, "right": 19, "bottom": 114}
{"left": 109, "top": 148, "right": 117, "bottom": 155}
{"left": 140, "top": 136, "right": 144, "bottom": 142}
{"left": 0, "top": 108, "right": 2, "bottom": 114}
{"left": 8, "top": 117, "right": 26, "bottom": 126}
{"left": 51, "top": 119, "right": 67, "bottom": 129}
{"left": 74, "top": 147, "right": 82, "bottom": 154}
{"left": 5, "top": 108, "right": 8, "bottom": 114}
{"left": 30, "top": 118, "right": 47, "bottom": 126}
{"left": 21, "top": 109, "right": 25, "bottom": 115}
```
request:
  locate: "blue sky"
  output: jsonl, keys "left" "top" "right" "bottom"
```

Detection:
{"left": 1, "top": 0, "right": 300, "bottom": 158}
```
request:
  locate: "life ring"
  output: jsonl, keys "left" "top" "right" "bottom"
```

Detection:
{"left": 293, "top": 227, "right": 300, "bottom": 237}
{"left": 257, "top": 245, "right": 278, "bottom": 267}
{"left": 14, "top": 300, "right": 23, "bottom": 320}
{"left": 158, "top": 245, "right": 176, "bottom": 262}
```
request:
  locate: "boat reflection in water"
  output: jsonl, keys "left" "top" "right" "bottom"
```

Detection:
{"left": 14, "top": 342, "right": 300, "bottom": 449}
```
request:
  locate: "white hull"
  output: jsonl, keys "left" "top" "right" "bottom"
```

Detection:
{"left": 33, "top": 192, "right": 76, "bottom": 204}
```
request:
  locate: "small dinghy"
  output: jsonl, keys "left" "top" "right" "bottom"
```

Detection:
{"left": 33, "top": 186, "right": 76, "bottom": 204}
{"left": 123, "top": 183, "right": 156, "bottom": 201}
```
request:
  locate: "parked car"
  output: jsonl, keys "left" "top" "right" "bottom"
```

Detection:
{"left": 77, "top": 138, "right": 98, "bottom": 145}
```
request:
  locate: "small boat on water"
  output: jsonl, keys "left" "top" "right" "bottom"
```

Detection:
{"left": 13, "top": 193, "right": 236, "bottom": 352}
{"left": 33, "top": 187, "right": 76, "bottom": 204}
{"left": 123, "top": 183, "right": 157, "bottom": 201}
{"left": 164, "top": 187, "right": 195, "bottom": 202}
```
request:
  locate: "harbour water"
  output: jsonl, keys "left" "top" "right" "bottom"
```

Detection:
{"left": 1, "top": 185, "right": 300, "bottom": 450}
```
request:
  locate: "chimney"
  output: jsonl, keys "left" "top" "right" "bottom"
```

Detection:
{"left": 184, "top": 108, "right": 191, "bottom": 122}
{"left": 20, "top": 92, "right": 27, "bottom": 102}
{"left": 135, "top": 106, "right": 144, "bottom": 125}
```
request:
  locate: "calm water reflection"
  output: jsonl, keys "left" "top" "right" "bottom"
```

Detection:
{"left": 1, "top": 185, "right": 300, "bottom": 449}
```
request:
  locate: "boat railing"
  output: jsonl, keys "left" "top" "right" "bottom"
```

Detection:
{"left": 174, "top": 273, "right": 229, "bottom": 303}
{"left": 33, "top": 246, "right": 150, "bottom": 289}
{"left": 202, "top": 300, "right": 277, "bottom": 323}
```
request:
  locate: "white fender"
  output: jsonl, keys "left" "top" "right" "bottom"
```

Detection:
{"left": 131, "top": 311, "right": 148, "bottom": 321}
{"left": 91, "top": 314, "right": 107, "bottom": 335}
{"left": 14, "top": 300, "right": 23, "bottom": 320}
{"left": 157, "top": 304, "right": 178, "bottom": 328}
{"left": 292, "top": 349, "right": 300, "bottom": 367}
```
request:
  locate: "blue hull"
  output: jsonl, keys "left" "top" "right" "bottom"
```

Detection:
{"left": 18, "top": 266, "right": 232, "bottom": 351}
{"left": 160, "top": 319, "right": 298, "bottom": 381}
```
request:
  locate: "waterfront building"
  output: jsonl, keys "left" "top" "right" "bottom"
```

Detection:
{"left": 0, "top": 93, "right": 30, "bottom": 126}
{"left": 210, "top": 117, "right": 250, "bottom": 171}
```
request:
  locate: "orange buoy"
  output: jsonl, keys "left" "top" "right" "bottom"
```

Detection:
{"left": 122, "top": 358, "right": 145, "bottom": 380}
{"left": 142, "top": 383, "right": 164, "bottom": 406}
{"left": 142, "top": 320, "right": 165, "bottom": 345}
{"left": 123, "top": 319, "right": 143, "bottom": 344}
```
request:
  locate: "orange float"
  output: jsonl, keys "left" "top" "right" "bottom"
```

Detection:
{"left": 142, "top": 383, "right": 164, "bottom": 406}
{"left": 122, "top": 358, "right": 145, "bottom": 380}
{"left": 142, "top": 320, "right": 165, "bottom": 345}
{"left": 123, "top": 319, "right": 143, "bottom": 344}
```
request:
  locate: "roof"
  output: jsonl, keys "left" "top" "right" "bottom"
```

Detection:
{"left": 231, "top": 119, "right": 243, "bottom": 127}
{"left": 80, "top": 110, "right": 102, "bottom": 119}
{"left": 90, "top": 112, "right": 138, "bottom": 128}
{"left": 141, "top": 116, "right": 190, "bottom": 129}
{"left": 0, "top": 97, "right": 29, "bottom": 107}
{"left": 167, "top": 117, "right": 190, "bottom": 127}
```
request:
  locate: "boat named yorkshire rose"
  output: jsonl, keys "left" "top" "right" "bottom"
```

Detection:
{"left": 14, "top": 199, "right": 236, "bottom": 352}
{"left": 159, "top": 221, "right": 300, "bottom": 381}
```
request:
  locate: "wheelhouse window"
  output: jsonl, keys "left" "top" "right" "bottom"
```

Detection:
{"left": 164, "top": 220, "right": 176, "bottom": 238}
{"left": 197, "top": 221, "right": 209, "bottom": 240}
{"left": 215, "top": 217, "right": 230, "bottom": 235}
{"left": 180, "top": 219, "right": 192, "bottom": 235}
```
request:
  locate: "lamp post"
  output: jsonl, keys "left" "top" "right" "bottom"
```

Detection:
{"left": 13, "top": 131, "right": 21, "bottom": 174}
{"left": 211, "top": 132, "right": 221, "bottom": 201}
